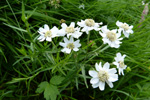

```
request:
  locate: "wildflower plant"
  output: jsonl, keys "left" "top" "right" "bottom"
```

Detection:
{"left": 36, "top": 18, "right": 133, "bottom": 93}
{"left": 2, "top": 0, "right": 150, "bottom": 100}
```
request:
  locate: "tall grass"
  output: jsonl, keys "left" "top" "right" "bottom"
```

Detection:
{"left": 0, "top": 0, "right": 150, "bottom": 100}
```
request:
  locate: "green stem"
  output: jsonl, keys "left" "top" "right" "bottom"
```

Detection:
{"left": 87, "top": 32, "right": 90, "bottom": 44}
{"left": 86, "top": 32, "right": 90, "bottom": 53}
{"left": 51, "top": 41, "right": 56, "bottom": 46}
{"left": 51, "top": 41, "right": 57, "bottom": 50}
{"left": 90, "top": 43, "right": 104, "bottom": 53}
{"left": 84, "top": 45, "right": 110, "bottom": 64}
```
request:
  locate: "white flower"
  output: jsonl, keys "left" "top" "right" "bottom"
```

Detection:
{"left": 77, "top": 19, "right": 102, "bottom": 34}
{"left": 79, "top": 4, "right": 85, "bottom": 9}
{"left": 89, "top": 62, "right": 118, "bottom": 91}
{"left": 59, "top": 37, "right": 81, "bottom": 54}
{"left": 113, "top": 53, "right": 127, "bottom": 75}
{"left": 58, "top": 22, "right": 82, "bottom": 39}
{"left": 99, "top": 25, "right": 123, "bottom": 48}
{"left": 116, "top": 21, "right": 133, "bottom": 38}
{"left": 142, "top": 1, "right": 145, "bottom": 5}
{"left": 37, "top": 24, "right": 59, "bottom": 42}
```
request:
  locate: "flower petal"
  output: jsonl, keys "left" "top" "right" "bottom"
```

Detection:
{"left": 116, "top": 53, "right": 122, "bottom": 58}
{"left": 51, "top": 26, "right": 58, "bottom": 34}
{"left": 39, "top": 27, "right": 46, "bottom": 33}
{"left": 129, "top": 25, "right": 133, "bottom": 29}
{"left": 77, "top": 21, "right": 84, "bottom": 27}
{"left": 123, "top": 31, "right": 130, "bottom": 38}
{"left": 101, "top": 25, "right": 108, "bottom": 33}
{"left": 61, "top": 23, "right": 67, "bottom": 28}
{"left": 92, "top": 82, "right": 99, "bottom": 88}
{"left": 38, "top": 35, "right": 44, "bottom": 40}
{"left": 89, "top": 70, "right": 98, "bottom": 78}
{"left": 73, "top": 48, "right": 79, "bottom": 51}
{"left": 99, "top": 81, "right": 105, "bottom": 91}
{"left": 106, "top": 81, "right": 113, "bottom": 88}
{"left": 65, "top": 48, "right": 71, "bottom": 54}
{"left": 44, "top": 24, "right": 49, "bottom": 31}
{"left": 116, "top": 21, "right": 122, "bottom": 27}
{"left": 113, "top": 62, "right": 119, "bottom": 68}
{"left": 46, "top": 37, "right": 52, "bottom": 42}
{"left": 108, "top": 74, "right": 118, "bottom": 82}
{"left": 122, "top": 70, "right": 124, "bottom": 75}
{"left": 57, "top": 29, "right": 66, "bottom": 36}
{"left": 103, "top": 62, "right": 110, "bottom": 70}
{"left": 70, "top": 22, "right": 75, "bottom": 27}
{"left": 118, "top": 68, "right": 121, "bottom": 75}
{"left": 70, "top": 37, "right": 74, "bottom": 42}
{"left": 59, "top": 42, "right": 66, "bottom": 47}
{"left": 38, "top": 36, "right": 45, "bottom": 42}
{"left": 90, "top": 78, "right": 99, "bottom": 84}
{"left": 95, "top": 63, "right": 100, "bottom": 71}
{"left": 112, "top": 29, "right": 117, "bottom": 33}
{"left": 102, "top": 38, "right": 109, "bottom": 44}
{"left": 64, "top": 37, "right": 68, "bottom": 43}
{"left": 116, "top": 32, "right": 121, "bottom": 38}
{"left": 108, "top": 68, "right": 117, "bottom": 74}
{"left": 122, "top": 54, "right": 126, "bottom": 60}
{"left": 81, "top": 27, "right": 87, "bottom": 32}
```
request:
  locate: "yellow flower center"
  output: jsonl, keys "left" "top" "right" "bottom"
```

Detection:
{"left": 85, "top": 19, "right": 95, "bottom": 27}
{"left": 45, "top": 30, "right": 52, "bottom": 37}
{"left": 106, "top": 31, "right": 117, "bottom": 41}
{"left": 66, "top": 43, "right": 75, "bottom": 49}
{"left": 98, "top": 70, "right": 109, "bottom": 82}
{"left": 65, "top": 26, "right": 75, "bottom": 33}
{"left": 119, "top": 61, "right": 125, "bottom": 68}
{"left": 121, "top": 23, "right": 129, "bottom": 31}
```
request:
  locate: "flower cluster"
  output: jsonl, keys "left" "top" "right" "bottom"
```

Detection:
{"left": 89, "top": 52, "right": 127, "bottom": 91}
{"left": 37, "top": 19, "right": 133, "bottom": 52}
{"left": 37, "top": 19, "right": 133, "bottom": 91}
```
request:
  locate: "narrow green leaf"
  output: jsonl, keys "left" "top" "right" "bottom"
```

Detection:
{"left": 112, "top": 90, "right": 134, "bottom": 99}
{"left": 61, "top": 68, "right": 78, "bottom": 85}
{"left": 0, "top": 48, "right": 7, "bottom": 62}
{"left": 21, "top": 1, "right": 26, "bottom": 22}
{"left": 27, "top": 7, "right": 37, "bottom": 19}
{"left": 7, "top": 78, "right": 28, "bottom": 84}
{"left": 81, "top": 65, "right": 88, "bottom": 88}
{"left": 3, "top": 23, "right": 27, "bottom": 33}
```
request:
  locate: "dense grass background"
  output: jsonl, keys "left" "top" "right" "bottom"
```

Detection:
{"left": 0, "top": 0, "right": 150, "bottom": 100}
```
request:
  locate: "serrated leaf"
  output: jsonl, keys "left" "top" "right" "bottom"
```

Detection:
{"left": 36, "top": 81, "right": 49, "bottom": 93}
{"left": 44, "top": 84, "right": 59, "bottom": 100}
{"left": 50, "top": 76, "right": 65, "bottom": 85}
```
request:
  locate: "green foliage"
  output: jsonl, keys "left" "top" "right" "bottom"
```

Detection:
{"left": 36, "top": 76, "right": 64, "bottom": 100}
{"left": 50, "top": 76, "right": 65, "bottom": 85}
{"left": 36, "top": 81, "right": 49, "bottom": 94}
{"left": 0, "top": 0, "right": 150, "bottom": 100}
{"left": 36, "top": 81, "right": 59, "bottom": 100}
